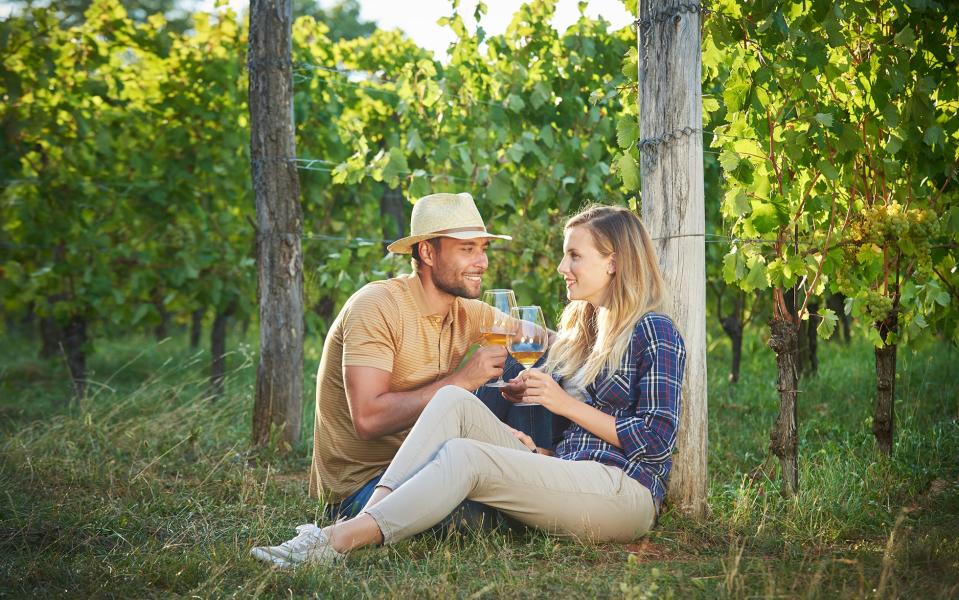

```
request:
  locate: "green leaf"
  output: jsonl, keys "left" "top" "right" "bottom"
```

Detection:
{"left": 718, "top": 150, "right": 740, "bottom": 172}
{"left": 742, "top": 256, "right": 769, "bottom": 291}
{"left": 618, "top": 153, "right": 640, "bottom": 190}
{"left": 934, "top": 290, "right": 950, "bottom": 307}
{"left": 816, "top": 308, "right": 838, "bottom": 339}
{"left": 540, "top": 125, "right": 556, "bottom": 149}
{"left": 616, "top": 116, "right": 639, "bottom": 149}
{"left": 406, "top": 129, "right": 426, "bottom": 157}
{"left": 722, "top": 188, "right": 750, "bottom": 218}
{"left": 866, "top": 327, "right": 885, "bottom": 348}
{"left": 885, "top": 134, "right": 903, "bottom": 155}
{"left": 382, "top": 147, "right": 409, "bottom": 185}
{"left": 408, "top": 171, "right": 430, "bottom": 199}
{"left": 487, "top": 171, "right": 513, "bottom": 207}
{"left": 506, "top": 142, "right": 526, "bottom": 163}
{"left": 131, "top": 303, "right": 149, "bottom": 325}
{"left": 531, "top": 81, "right": 550, "bottom": 109}
{"left": 814, "top": 112, "right": 834, "bottom": 128}
{"left": 750, "top": 201, "right": 780, "bottom": 234}
{"left": 893, "top": 26, "right": 916, "bottom": 47}
{"left": 506, "top": 94, "right": 525, "bottom": 113}
{"left": 819, "top": 159, "right": 840, "bottom": 181}
{"left": 923, "top": 125, "right": 944, "bottom": 148}
{"left": 722, "top": 247, "right": 746, "bottom": 283}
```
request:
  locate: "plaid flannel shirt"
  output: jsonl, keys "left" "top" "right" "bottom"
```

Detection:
{"left": 553, "top": 312, "right": 686, "bottom": 507}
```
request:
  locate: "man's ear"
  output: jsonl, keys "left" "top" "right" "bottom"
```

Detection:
{"left": 419, "top": 240, "right": 436, "bottom": 267}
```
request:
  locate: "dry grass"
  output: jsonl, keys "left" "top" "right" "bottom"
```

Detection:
{"left": 0, "top": 332, "right": 957, "bottom": 598}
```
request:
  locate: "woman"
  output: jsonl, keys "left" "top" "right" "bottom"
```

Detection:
{"left": 252, "top": 204, "right": 686, "bottom": 566}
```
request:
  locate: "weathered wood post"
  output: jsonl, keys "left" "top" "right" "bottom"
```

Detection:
{"left": 637, "top": 0, "right": 708, "bottom": 516}
{"left": 248, "top": 0, "right": 303, "bottom": 449}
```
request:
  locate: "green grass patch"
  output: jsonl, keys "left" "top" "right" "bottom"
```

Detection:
{"left": 1, "top": 331, "right": 957, "bottom": 598}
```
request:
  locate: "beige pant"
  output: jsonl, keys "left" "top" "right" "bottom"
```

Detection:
{"left": 363, "top": 385, "right": 656, "bottom": 544}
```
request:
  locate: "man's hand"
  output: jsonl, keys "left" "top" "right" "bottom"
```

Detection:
{"left": 453, "top": 345, "right": 508, "bottom": 390}
{"left": 501, "top": 376, "right": 527, "bottom": 404}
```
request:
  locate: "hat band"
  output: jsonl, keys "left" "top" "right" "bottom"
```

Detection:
{"left": 426, "top": 226, "right": 488, "bottom": 236}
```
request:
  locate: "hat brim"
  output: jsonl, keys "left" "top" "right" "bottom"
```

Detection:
{"left": 387, "top": 231, "right": 512, "bottom": 254}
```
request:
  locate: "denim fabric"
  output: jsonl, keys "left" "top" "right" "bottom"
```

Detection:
{"left": 474, "top": 354, "right": 570, "bottom": 450}
{"left": 325, "top": 354, "right": 560, "bottom": 531}
{"left": 323, "top": 472, "right": 384, "bottom": 521}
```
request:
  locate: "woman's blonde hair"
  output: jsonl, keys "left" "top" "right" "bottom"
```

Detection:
{"left": 545, "top": 204, "right": 666, "bottom": 386}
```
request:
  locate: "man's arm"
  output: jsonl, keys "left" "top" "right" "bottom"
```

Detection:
{"left": 345, "top": 345, "right": 508, "bottom": 440}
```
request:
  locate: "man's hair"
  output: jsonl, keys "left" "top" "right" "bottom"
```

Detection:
{"left": 410, "top": 238, "right": 441, "bottom": 272}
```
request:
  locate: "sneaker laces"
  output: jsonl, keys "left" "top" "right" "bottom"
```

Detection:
{"left": 277, "top": 523, "right": 323, "bottom": 554}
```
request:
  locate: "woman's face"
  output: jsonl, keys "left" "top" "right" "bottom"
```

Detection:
{"left": 557, "top": 225, "right": 614, "bottom": 306}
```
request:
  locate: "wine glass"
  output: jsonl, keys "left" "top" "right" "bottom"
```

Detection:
{"left": 507, "top": 305, "right": 549, "bottom": 406}
{"left": 480, "top": 289, "right": 516, "bottom": 388}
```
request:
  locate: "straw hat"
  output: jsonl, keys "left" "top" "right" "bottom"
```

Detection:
{"left": 386, "top": 192, "right": 511, "bottom": 254}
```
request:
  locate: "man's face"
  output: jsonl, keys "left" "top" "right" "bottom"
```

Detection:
{"left": 429, "top": 237, "right": 490, "bottom": 299}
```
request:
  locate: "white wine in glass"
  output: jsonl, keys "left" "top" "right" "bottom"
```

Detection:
{"left": 480, "top": 289, "right": 516, "bottom": 388}
{"left": 508, "top": 305, "right": 549, "bottom": 405}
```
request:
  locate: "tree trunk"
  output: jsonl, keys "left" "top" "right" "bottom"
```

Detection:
{"left": 63, "top": 315, "right": 87, "bottom": 398}
{"left": 638, "top": 0, "right": 708, "bottom": 517}
{"left": 39, "top": 315, "right": 60, "bottom": 359}
{"left": 39, "top": 294, "right": 65, "bottom": 359}
{"left": 767, "top": 303, "right": 799, "bottom": 498}
{"left": 190, "top": 307, "right": 204, "bottom": 349}
{"left": 826, "top": 292, "right": 851, "bottom": 344}
{"left": 249, "top": 0, "right": 304, "bottom": 450}
{"left": 784, "top": 287, "right": 817, "bottom": 378}
{"left": 210, "top": 303, "right": 234, "bottom": 398}
{"left": 874, "top": 312, "right": 898, "bottom": 455}
{"left": 720, "top": 292, "right": 743, "bottom": 383}
{"left": 154, "top": 309, "right": 170, "bottom": 341}
{"left": 153, "top": 299, "right": 171, "bottom": 342}
{"left": 805, "top": 299, "right": 819, "bottom": 376}
{"left": 380, "top": 186, "right": 406, "bottom": 250}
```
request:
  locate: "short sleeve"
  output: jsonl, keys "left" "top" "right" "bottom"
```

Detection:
{"left": 341, "top": 285, "right": 400, "bottom": 372}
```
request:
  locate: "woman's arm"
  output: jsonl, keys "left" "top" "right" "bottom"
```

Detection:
{"left": 613, "top": 316, "right": 686, "bottom": 463}
{"left": 520, "top": 371, "right": 622, "bottom": 447}
{"left": 520, "top": 315, "right": 686, "bottom": 458}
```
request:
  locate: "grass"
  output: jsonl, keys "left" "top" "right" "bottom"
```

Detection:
{"left": 0, "top": 327, "right": 957, "bottom": 598}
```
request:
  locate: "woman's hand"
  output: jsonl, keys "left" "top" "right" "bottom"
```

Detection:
{"left": 505, "top": 425, "right": 535, "bottom": 451}
{"left": 520, "top": 368, "right": 577, "bottom": 416}
{"left": 505, "top": 425, "right": 554, "bottom": 456}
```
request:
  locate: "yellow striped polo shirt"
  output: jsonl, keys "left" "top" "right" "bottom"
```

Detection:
{"left": 308, "top": 273, "right": 492, "bottom": 504}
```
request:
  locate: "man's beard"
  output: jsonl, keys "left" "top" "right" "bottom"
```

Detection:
{"left": 433, "top": 264, "right": 480, "bottom": 299}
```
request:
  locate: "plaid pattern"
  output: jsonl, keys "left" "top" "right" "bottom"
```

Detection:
{"left": 554, "top": 312, "right": 686, "bottom": 506}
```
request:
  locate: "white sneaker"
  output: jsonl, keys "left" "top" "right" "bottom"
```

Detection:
{"left": 251, "top": 524, "right": 345, "bottom": 567}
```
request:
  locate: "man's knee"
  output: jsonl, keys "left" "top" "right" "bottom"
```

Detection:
{"left": 437, "top": 437, "right": 489, "bottom": 467}
{"left": 428, "top": 385, "right": 482, "bottom": 415}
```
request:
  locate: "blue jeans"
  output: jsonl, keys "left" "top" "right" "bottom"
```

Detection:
{"left": 475, "top": 354, "right": 569, "bottom": 450}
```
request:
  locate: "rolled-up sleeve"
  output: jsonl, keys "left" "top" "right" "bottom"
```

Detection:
{"left": 614, "top": 316, "right": 686, "bottom": 464}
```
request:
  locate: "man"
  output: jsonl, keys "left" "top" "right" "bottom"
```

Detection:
{"left": 309, "top": 192, "right": 514, "bottom": 519}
